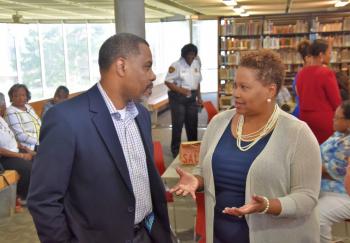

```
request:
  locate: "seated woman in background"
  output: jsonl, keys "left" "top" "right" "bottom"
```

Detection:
{"left": 276, "top": 85, "right": 293, "bottom": 112}
{"left": 171, "top": 49, "right": 321, "bottom": 243}
{"left": 41, "top": 85, "right": 69, "bottom": 117}
{"left": 5, "top": 84, "right": 41, "bottom": 151}
{"left": 0, "top": 92, "right": 34, "bottom": 203}
{"left": 319, "top": 100, "right": 350, "bottom": 243}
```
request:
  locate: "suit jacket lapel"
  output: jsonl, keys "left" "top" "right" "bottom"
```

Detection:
{"left": 88, "top": 85, "right": 133, "bottom": 193}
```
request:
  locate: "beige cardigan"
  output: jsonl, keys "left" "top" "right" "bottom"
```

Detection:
{"left": 193, "top": 108, "right": 321, "bottom": 243}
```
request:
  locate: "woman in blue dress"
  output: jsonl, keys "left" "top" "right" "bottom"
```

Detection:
{"left": 170, "top": 49, "right": 321, "bottom": 243}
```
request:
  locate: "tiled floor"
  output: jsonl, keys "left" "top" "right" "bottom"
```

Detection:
{"left": 0, "top": 92, "right": 218, "bottom": 243}
{"left": 0, "top": 208, "right": 39, "bottom": 243}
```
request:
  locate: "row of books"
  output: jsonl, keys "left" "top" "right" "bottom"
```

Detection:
{"left": 219, "top": 80, "right": 234, "bottom": 95}
{"left": 311, "top": 17, "right": 350, "bottom": 32}
{"left": 220, "top": 17, "right": 350, "bottom": 36}
{"left": 264, "top": 20, "right": 308, "bottom": 34}
{"left": 279, "top": 50, "right": 304, "bottom": 65}
{"left": 219, "top": 66, "right": 237, "bottom": 80}
{"left": 330, "top": 49, "right": 350, "bottom": 63}
{"left": 220, "top": 49, "right": 350, "bottom": 68}
{"left": 219, "top": 52, "right": 240, "bottom": 65}
{"left": 220, "top": 19, "right": 263, "bottom": 36}
{"left": 331, "top": 63, "right": 350, "bottom": 72}
{"left": 321, "top": 35, "right": 350, "bottom": 47}
{"left": 221, "top": 35, "right": 350, "bottom": 51}
{"left": 262, "top": 36, "right": 308, "bottom": 49}
{"left": 220, "top": 37, "right": 261, "bottom": 51}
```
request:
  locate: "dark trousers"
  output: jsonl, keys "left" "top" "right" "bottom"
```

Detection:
{"left": 168, "top": 90, "right": 198, "bottom": 157}
{"left": 133, "top": 225, "right": 152, "bottom": 243}
{"left": 0, "top": 156, "right": 32, "bottom": 199}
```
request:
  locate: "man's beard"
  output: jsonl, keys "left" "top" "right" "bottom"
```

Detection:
{"left": 135, "top": 84, "right": 153, "bottom": 103}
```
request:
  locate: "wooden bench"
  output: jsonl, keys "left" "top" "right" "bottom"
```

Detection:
{"left": 147, "top": 83, "right": 169, "bottom": 127}
{"left": 29, "top": 91, "right": 83, "bottom": 118}
{"left": 29, "top": 87, "right": 169, "bottom": 125}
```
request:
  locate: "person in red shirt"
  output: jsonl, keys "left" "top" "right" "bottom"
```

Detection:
{"left": 296, "top": 39, "right": 341, "bottom": 144}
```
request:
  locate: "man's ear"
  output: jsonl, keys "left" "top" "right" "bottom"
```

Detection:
{"left": 114, "top": 57, "right": 127, "bottom": 77}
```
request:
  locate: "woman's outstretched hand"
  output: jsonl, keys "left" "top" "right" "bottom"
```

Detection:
{"left": 222, "top": 195, "right": 267, "bottom": 217}
{"left": 169, "top": 167, "right": 199, "bottom": 200}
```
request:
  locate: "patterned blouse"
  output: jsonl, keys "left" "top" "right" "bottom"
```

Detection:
{"left": 321, "top": 131, "right": 350, "bottom": 194}
{"left": 5, "top": 104, "right": 41, "bottom": 150}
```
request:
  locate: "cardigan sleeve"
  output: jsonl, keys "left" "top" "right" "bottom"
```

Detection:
{"left": 278, "top": 123, "right": 322, "bottom": 218}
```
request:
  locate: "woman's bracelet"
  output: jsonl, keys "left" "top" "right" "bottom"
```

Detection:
{"left": 259, "top": 196, "right": 270, "bottom": 214}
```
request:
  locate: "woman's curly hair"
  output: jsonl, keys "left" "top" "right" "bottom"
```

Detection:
{"left": 240, "top": 49, "right": 285, "bottom": 95}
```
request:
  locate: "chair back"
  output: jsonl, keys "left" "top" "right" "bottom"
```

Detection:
{"left": 153, "top": 141, "right": 166, "bottom": 175}
{"left": 152, "top": 141, "right": 173, "bottom": 203}
{"left": 203, "top": 101, "right": 218, "bottom": 123}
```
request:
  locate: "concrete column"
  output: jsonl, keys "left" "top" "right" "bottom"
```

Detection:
{"left": 114, "top": 0, "right": 145, "bottom": 38}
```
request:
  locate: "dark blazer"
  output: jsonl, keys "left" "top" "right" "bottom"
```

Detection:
{"left": 28, "top": 85, "right": 171, "bottom": 243}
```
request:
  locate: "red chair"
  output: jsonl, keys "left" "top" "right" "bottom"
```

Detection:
{"left": 153, "top": 141, "right": 166, "bottom": 175}
{"left": 153, "top": 141, "right": 174, "bottom": 202}
{"left": 195, "top": 192, "right": 206, "bottom": 243}
{"left": 153, "top": 141, "right": 176, "bottom": 224}
{"left": 203, "top": 101, "right": 218, "bottom": 124}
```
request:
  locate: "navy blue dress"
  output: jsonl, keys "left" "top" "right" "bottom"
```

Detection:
{"left": 212, "top": 121, "right": 271, "bottom": 243}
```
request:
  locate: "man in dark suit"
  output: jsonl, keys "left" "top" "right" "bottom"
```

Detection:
{"left": 27, "top": 33, "right": 171, "bottom": 243}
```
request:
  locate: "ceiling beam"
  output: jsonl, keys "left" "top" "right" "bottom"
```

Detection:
{"left": 52, "top": 0, "right": 114, "bottom": 15}
{"left": 145, "top": 3, "right": 185, "bottom": 16}
{"left": 0, "top": 0, "right": 95, "bottom": 18}
{"left": 148, "top": 0, "right": 202, "bottom": 15}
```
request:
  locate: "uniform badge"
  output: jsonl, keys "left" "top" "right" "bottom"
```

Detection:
{"left": 168, "top": 66, "right": 176, "bottom": 73}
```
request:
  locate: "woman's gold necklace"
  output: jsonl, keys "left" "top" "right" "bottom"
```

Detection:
{"left": 236, "top": 104, "right": 280, "bottom": 151}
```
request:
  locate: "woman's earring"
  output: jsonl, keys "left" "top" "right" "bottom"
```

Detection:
{"left": 267, "top": 98, "right": 272, "bottom": 103}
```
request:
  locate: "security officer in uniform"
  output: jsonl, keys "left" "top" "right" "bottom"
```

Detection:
{"left": 165, "top": 43, "right": 202, "bottom": 158}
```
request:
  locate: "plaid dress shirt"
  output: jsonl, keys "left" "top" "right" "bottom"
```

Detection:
{"left": 97, "top": 83, "right": 153, "bottom": 224}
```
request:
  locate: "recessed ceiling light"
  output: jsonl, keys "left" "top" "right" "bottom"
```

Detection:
{"left": 233, "top": 6, "right": 244, "bottom": 14}
{"left": 240, "top": 12, "right": 250, "bottom": 17}
{"left": 335, "top": 0, "right": 349, "bottom": 7}
{"left": 223, "top": 0, "right": 237, "bottom": 6}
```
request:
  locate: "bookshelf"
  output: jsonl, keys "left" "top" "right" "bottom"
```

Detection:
{"left": 218, "top": 12, "right": 350, "bottom": 110}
